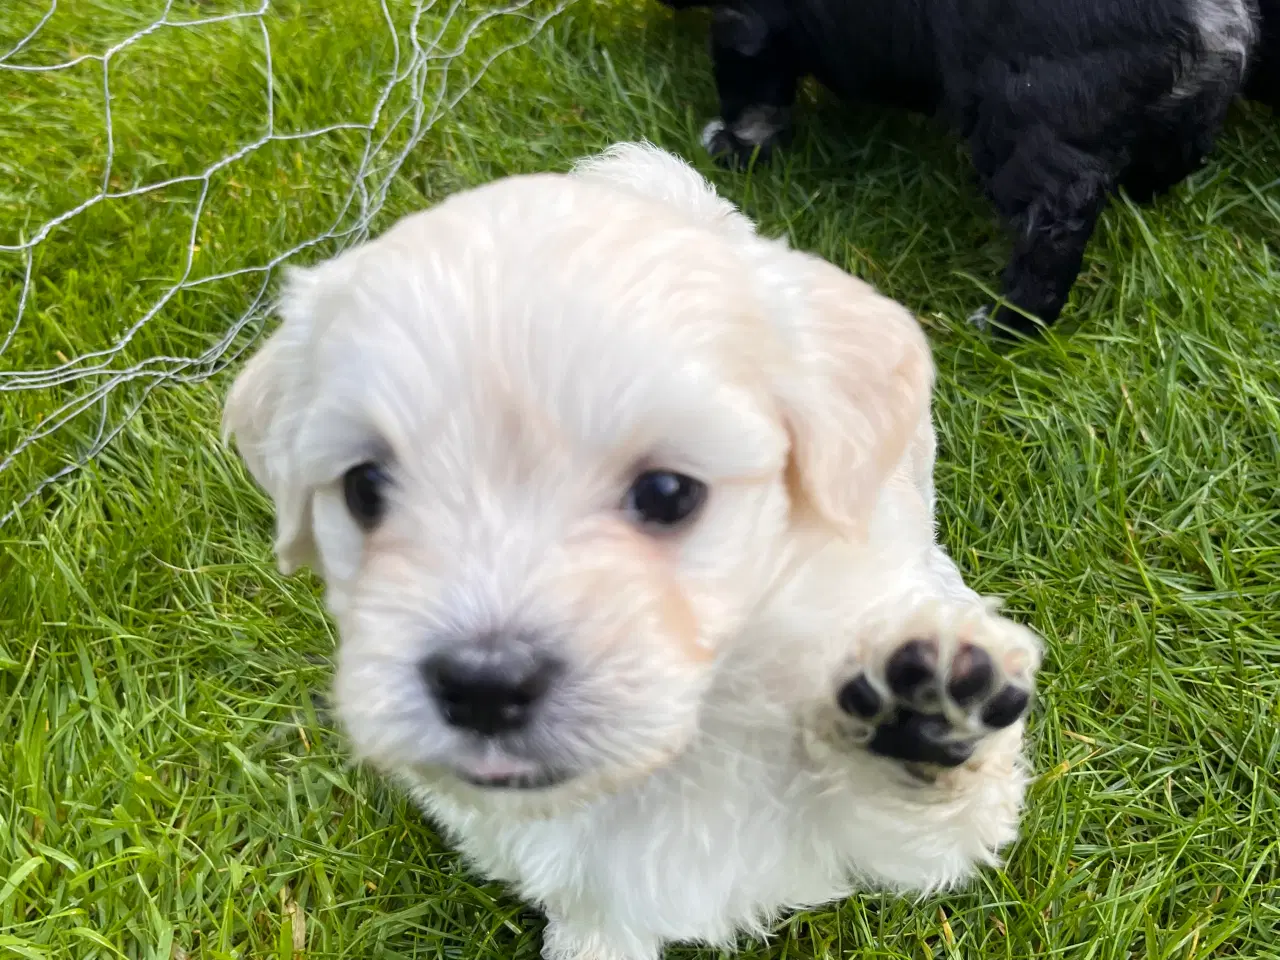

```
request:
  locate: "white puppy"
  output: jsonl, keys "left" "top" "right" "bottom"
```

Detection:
{"left": 224, "top": 142, "right": 1042, "bottom": 960}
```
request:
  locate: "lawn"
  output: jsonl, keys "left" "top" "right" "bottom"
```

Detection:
{"left": 2, "top": 1, "right": 1278, "bottom": 958}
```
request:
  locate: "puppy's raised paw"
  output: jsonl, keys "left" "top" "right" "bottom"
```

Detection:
{"left": 832, "top": 599, "right": 1040, "bottom": 769}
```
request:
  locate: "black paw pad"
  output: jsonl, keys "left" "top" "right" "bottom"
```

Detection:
{"left": 835, "top": 629, "right": 1034, "bottom": 770}
{"left": 980, "top": 685, "right": 1030, "bottom": 729}
{"left": 836, "top": 675, "right": 882, "bottom": 719}
{"left": 867, "top": 711, "right": 974, "bottom": 768}
{"left": 946, "top": 643, "right": 994, "bottom": 707}
{"left": 884, "top": 639, "right": 938, "bottom": 700}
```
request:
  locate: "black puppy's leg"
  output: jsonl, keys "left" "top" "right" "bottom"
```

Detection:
{"left": 1121, "top": 79, "right": 1236, "bottom": 203}
{"left": 702, "top": 4, "right": 800, "bottom": 167}
{"left": 978, "top": 126, "right": 1114, "bottom": 336}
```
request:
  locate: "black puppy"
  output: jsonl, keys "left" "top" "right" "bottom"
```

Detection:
{"left": 658, "top": 0, "right": 1279, "bottom": 335}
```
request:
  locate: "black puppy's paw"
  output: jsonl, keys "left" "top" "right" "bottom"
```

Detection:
{"left": 970, "top": 302, "right": 1045, "bottom": 339}
{"left": 700, "top": 114, "right": 788, "bottom": 169}
{"left": 832, "top": 601, "right": 1039, "bottom": 769}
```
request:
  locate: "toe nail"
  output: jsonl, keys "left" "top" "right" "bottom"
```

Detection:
{"left": 886, "top": 639, "right": 938, "bottom": 698}
{"left": 837, "top": 675, "right": 882, "bottom": 719}
{"left": 981, "top": 686, "right": 1031, "bottom": 728}
{"left": 947, "top": 643, "right": 995, "bottom": 706}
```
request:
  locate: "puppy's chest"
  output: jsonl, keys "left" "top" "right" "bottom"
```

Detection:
{"left": 435, "top": 737, "right": 851, "bottom": 935}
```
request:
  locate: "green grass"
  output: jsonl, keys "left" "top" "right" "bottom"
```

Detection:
{"left": 2, "top": 1, "right": 1279, "bottom": 957}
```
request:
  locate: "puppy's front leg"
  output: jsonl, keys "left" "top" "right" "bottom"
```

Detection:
{"left": 698, "top": 4, "right": 800, "bottom": 167}
{"left": 974, "top": 124, "right": 1115, "bottom": 336}
{"left": 811, "top": 594, "right": 1042, "bottom": 889}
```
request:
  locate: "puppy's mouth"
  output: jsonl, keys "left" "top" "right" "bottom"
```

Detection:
{"left": 457, "top": 768, "right": 568, "bottom": 790}
{"left": 446, "top": 754, "right": 571, "bottom": 791}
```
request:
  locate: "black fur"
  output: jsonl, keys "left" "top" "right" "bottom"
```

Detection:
{"left": 658, "top": 0, "right": 1279, "bottom": 335}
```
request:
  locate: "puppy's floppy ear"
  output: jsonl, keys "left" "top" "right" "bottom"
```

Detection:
{"left": 576, "top": 142, "right": 933, "bottom": 534}
{"left": 770, "top": 252, "right": 934, "bottom": 536}
{"left": 571, "top": 141, "right": 756, "bottom": 240}
{"left": 223, "top": 265, "right": 328, "bottom": 574}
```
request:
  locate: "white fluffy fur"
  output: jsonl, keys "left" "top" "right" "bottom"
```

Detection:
{"left": 224, "top": 141, "right": 1042, "bottom": 960}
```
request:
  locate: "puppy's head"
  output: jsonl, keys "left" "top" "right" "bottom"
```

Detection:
{"left": 225, "top": 142, "right": 931, "bottom": 810}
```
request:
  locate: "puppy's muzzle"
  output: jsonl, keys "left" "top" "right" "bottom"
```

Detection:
{"left": 420, "top": 633, "right": 562, "bottom": 738}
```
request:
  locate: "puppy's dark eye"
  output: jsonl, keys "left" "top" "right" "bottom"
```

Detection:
{"left": 343, "top": 462, "right": 390, "bottom": 528}
{"left": 624, "top": 470, "right": 707, "bottom": 529}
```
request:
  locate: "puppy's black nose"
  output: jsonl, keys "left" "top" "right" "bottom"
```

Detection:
{"left": 420, "top": 645, "right": 559, "bottom": 736}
